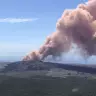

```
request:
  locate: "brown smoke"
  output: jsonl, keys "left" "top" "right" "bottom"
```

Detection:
{"left": 23, "top": 0, "right": 96, "bottom": 61}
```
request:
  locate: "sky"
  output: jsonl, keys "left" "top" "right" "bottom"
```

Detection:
{"left": 0, "top": 0, "right": 87, "bottom": 61}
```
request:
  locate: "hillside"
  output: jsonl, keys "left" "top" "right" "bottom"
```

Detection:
{"left": 1, "top": 60, "right": 96, "bottom": 74}
{"left": 0, "top": 61, "right": 96, "bottom": 96}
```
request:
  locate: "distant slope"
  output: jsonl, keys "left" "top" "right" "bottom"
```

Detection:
{"left": 1, "top": 60, "right": 96, "bottom": 74}
{"left": 0, "top": 62, "right": 10, "bottom": 68}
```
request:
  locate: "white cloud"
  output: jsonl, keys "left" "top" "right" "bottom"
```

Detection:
{"left": 0, "top": 18, "right": 38, "bottom": 23}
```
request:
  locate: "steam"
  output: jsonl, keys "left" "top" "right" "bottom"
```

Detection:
{"left": 44, "top": 45, "right": 96, "bottom": 64}
{"left": 23, "top": 0, "right": 96, "bottom": 62}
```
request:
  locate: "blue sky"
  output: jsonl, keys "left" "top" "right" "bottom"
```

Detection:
{"left": 0, "top": 0, "right": 87, "bottom": 61}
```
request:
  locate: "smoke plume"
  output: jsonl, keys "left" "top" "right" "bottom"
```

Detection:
{"left": 23, "top": 0, "right": 96, "bottom": 61}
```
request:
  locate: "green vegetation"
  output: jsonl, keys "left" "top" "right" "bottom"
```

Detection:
{"left": 0, "top": 75, "right": 96, "bottom": 96}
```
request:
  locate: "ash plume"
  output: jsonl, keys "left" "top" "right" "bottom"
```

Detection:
{"left": 23, "top": 0, "right": 96, "bottom": 61}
